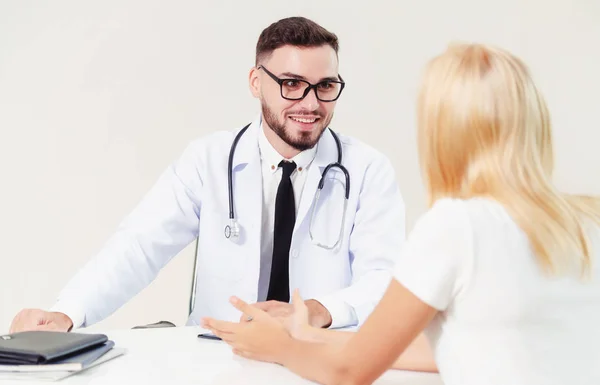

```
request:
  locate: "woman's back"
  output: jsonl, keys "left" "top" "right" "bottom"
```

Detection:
{"left": 398, "top": 197, "right": 600, "bottom": 385}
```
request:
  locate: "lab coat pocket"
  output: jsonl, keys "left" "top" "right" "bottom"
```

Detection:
{"left": 195, "top": 208, "right": 247, "bottom": 281}
{"left": 308, "top": 168, "right": 348, "bottom": 249}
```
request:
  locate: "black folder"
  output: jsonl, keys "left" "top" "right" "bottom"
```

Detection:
{"left": 0, "top": 331, "right": 108, "bottom": 365}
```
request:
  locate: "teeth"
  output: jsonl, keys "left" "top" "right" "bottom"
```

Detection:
{"left": 291, "top": 116, "right": 317, "bottom": 123}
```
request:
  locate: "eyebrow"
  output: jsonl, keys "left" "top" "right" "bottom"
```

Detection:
{"left": 279, "top": 72, "right": 340, "bottom": 82}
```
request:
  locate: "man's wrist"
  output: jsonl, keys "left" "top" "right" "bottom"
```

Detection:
{"left": 305, "top": 299, "right": 332, "bottom": 328}
{"left": 51, "top": 312, "right": 74, "bottom": 332}
{"left": 49, "top": 300, "right": 85, "bottom": 330}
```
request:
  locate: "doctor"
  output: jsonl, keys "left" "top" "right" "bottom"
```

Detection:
{"left": 9, "top": 16, "right": 405, "bottom": 333}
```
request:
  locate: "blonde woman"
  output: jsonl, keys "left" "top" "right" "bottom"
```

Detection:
{"left": 202, "top": 43, "right": 600, "bottom": 385}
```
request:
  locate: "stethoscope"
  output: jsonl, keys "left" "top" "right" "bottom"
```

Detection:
{"left": 224, "top": 123, "right": 350, "bottom": 250}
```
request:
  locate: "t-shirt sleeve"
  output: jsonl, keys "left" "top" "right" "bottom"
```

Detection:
{"left": 392, "top": 198, "right": 473, "bottom": 311}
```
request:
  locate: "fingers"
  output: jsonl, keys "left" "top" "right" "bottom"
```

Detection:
{"left": 266, "top": 310, "right": 289, "bottom": 320}
{"left": 36, "top": 323, "right": 63, "bottom": 332}
{"left": 248, "top": 302, "right": 270, "bottom": 311}
{"left": 9, "top": 309, "right": 27, "bottom": 333}
{"left": 239, "top": 301, "right": 275, "bottom": 322}
{"left": 232, "top": 347, "right": 272, "bottom": 364}
{"left": 9, "top": 309, "right": 43, "bottom": 334}
{"left": 201, "top": 317, "right": 240, "bottom": 334}
{"left": 9, "top": 314, "right": 19, "bottom": 334}
{"left": 212, "top": 330, "right": 236, "bottom": 343}
{"left": 229, "top": 297, "right": 266, "bottom": 320}
{"left": 239, "top": 303, "right": 288, "bottom": 323}
{"left": 292, "top": 289, "right": 300, "bottom": 302}
{"left": 249, "top": 300, "right": 283, "bottom": 312}
{"left": 292, "top": 289, "right": 304, "bottom": 308}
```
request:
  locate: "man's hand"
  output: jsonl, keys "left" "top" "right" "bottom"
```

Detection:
{"left": 240, "top": 297, "right": 332, "bottom": 328}
{"left": 9, "top": 309, "right": 73, "bottom": 333}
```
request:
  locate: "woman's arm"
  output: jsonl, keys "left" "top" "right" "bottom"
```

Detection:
{"left": 392, "top": 332, "right": 437, "bottom": 372}
{"left": 278, "top": 280, "right": 438, "bottom": 385}
{"left": 202, "top": 280, "right": 438, "bottom": 385}
{"left": 295, "top": 326, "right": 437, "bottom": 373}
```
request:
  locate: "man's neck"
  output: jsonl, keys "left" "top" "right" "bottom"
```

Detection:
{"left": 262, "top": 123, "right": 301, "bottom": 160}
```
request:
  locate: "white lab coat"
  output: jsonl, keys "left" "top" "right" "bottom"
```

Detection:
{"left": 51, "top": 115, "right": 406, "bottom": 329}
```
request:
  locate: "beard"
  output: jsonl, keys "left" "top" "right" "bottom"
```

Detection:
{"left": 261, "top": 102, "right": 332, "bottom": 151}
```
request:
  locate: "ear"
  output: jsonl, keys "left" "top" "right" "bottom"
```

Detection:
{"left": 248, "top": 66, "right": 261, "bottom": 99}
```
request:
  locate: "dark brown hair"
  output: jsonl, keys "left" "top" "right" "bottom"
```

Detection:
{"left": 255, "top": 17, "right": 339, "bottom": 65}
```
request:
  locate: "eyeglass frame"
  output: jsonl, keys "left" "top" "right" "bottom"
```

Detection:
{"left": 257, "top": 65, "right": 346, "bottom": 102}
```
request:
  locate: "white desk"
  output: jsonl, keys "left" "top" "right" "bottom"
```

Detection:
{"left": 3, "top": 327, "right": 443, "bottom": 384}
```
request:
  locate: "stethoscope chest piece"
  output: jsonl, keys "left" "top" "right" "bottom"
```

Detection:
{"left": 224, "top": 219, "right": 241, "bottom": 243}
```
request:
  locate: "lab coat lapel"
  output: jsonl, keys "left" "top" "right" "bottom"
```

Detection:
{"left": 294, "top": 129, "right": 338, "bottom": 233}
{"left": 230, "top": 120, "right": 262, "bottom": 292}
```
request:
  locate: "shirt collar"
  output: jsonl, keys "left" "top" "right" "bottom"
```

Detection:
{"left": 258, "top": 122, "right": 318, "bottom": 174}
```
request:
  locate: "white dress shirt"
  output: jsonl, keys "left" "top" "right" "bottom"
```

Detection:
{"left": 257, "top": 124, "right": 318, "bottom": 301}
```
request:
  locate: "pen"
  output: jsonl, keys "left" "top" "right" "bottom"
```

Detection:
{"left": 197, "top": 333, "right": 222, "bottom": 341}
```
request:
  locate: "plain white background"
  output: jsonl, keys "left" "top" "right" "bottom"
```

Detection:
{"left": 0, "top": 0, "right": 598, "bottom": 333}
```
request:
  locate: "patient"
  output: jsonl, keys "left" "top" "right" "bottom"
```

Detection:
{"left": 202, "top": 43, "right": 600, "bottom": 385}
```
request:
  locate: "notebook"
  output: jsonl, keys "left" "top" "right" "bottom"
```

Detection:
{"left": 0, "top": 331, "right": 108, "bottom": 365}
{"left": 0, "top": 340, "right": 115, "bottom": 372}
{"left": 0, "top": 347, "right": 126, "bottom": 382}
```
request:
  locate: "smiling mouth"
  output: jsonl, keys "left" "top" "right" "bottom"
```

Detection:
{"left": 289, "top": 116, "right": 320, "bottom": 124}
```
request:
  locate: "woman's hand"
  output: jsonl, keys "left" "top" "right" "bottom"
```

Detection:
{"left": 283, "top": 290, "right": 313, "bottom": 341}
{"left": 201, "top": 295, "right": 294, "bottom": 364}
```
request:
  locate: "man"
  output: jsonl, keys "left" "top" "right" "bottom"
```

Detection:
{"left": 10, "top": 16, "right": 405, "bottom": 333}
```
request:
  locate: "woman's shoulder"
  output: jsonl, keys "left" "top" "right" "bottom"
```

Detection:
{"left": 413, "top": 197, "right": 518, "bottom": 246}
{"left": 423, "top": 197, "right": 508, "bottom": 224}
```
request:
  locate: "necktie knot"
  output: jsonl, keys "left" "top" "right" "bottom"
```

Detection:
{"left": 278, "top": 160, "right": 296, "bottom": 178}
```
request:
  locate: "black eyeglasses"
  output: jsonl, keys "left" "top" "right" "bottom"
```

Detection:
{"left": 257, "top": 65, "right": 345, "bottom": 102}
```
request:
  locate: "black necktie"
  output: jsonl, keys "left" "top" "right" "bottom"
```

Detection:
{"left": 267, "top": 160, "right": 297, "bottom": 302}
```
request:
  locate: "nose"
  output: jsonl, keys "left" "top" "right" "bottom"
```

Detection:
{"left": 297, "top": 88, "right": 319, "bottom": 111}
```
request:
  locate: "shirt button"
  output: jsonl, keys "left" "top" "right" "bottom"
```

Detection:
{"left": 298, "top": 167, "right": 303, "bottom": 172}
{"left": 291, "top": 249, "right": 299, "bottom": 258}
{"left": 271, "top": 165, "right": 275, "bottom": 170}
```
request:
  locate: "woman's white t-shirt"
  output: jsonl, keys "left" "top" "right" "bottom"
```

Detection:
{"left": 393, "top": 197, "right": 600, "bottom": 385}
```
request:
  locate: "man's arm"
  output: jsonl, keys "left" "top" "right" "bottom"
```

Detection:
{"left": 48, "top": 141, "right": 205, "bottom": 329}
{"left": 314, "top": 153, "right": 405, "bottom": 328}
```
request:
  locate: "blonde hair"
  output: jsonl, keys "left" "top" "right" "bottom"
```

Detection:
{"left": 417, "top": 42, "right": 600, "bottom": 276}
